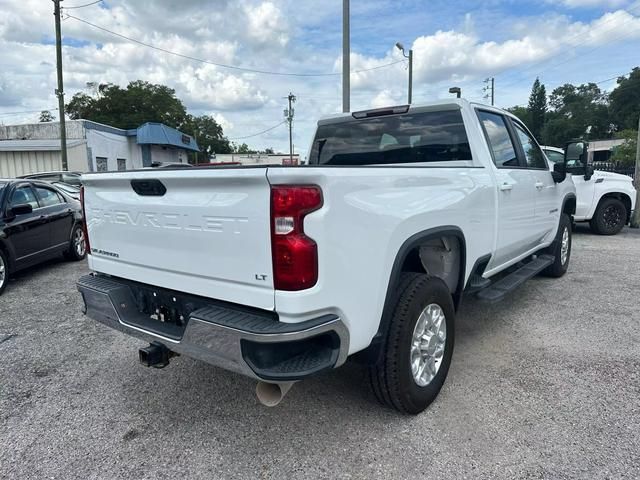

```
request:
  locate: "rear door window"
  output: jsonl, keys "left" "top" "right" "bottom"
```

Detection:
{"left": 35, "top": 186, "right": 64, "bottom": 207}
{"left": 309, "top": 110, "right": 472, "bottom": 166}
{"left": 477, "top": 111, "right": 520, "bottom": 168}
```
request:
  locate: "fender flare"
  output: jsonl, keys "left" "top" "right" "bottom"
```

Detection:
{"left": 562, "top": 193, "right": 577, "bottom": 216}
{"left": 0, "top": 236, "right": 16, "bottom": 268}
{"left": 588, "top": 190, "right": 634, "bottom": 221}
{"left": 355, "top": 226, "right": 467, "bottom": 364}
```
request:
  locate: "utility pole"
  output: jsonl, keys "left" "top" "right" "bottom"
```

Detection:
{"left": 53, "top": 0, "right": 68, "bottom": 171}
{"left": 631, "top": 115, "right": 640, "bottom": 228}
{"left": 483, "top": 77, "right": 495, "bottom": 106}
{"left": 284, "top": 93, "right": 296, "bottom": 164}
{"left": 342, "top": 0, "right": 350, "bottom": 113}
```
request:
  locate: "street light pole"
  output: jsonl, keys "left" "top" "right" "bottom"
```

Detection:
{"left": 395, "top": 43, "right": 413, "bottom": 104}
{"left": 53, "top": 0, "right": 68, "bottom": 171}
{"left": 342, "top": 0, "right": 350, "bottom": 113}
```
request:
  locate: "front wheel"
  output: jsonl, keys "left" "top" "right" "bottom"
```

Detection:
{"left": 0, "top": 249, "right": 8, "bottom": 295}
{"left": 543, "top": 213, "right": 572, "bottom": 278}
{"left": 65, "top": 225, "right": 87, "bottom": 261}
{"left": 369, "top": 274, "right": 455, "bottom": 414}
{"left": 590, "top": 198, "right": 627, "bottom": 235}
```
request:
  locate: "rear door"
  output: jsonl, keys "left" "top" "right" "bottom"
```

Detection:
{"left": 82, "top": 168, "right": 275, "bottom": 310}
{"left": 33, "top": 184, "right": 74, "bottom": 248}
{"left": 477, "top": 110, "right": 538, "bottom": 268}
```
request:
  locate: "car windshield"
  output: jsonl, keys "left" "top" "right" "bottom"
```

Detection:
{"left": 309, "top": 109, "right": 472, "bottom": 166}
{"left": 544, "top": 149, "right": 565, "bottom": 164}
{"left": 53, "top": 182, "right": 79, "bottom": 194}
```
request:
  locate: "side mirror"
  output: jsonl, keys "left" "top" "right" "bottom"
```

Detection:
{"left": 564, "top": 140, "right": 591, "bottom": 180}
{"left": 10, "top": 204, "right": 33, "bottom": 216}
{"left": 551, "top": 162, "right": 567, "bottom": 183}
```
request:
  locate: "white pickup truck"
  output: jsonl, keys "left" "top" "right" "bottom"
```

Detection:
{"left": 77, "top": 100, "right": 577, "bottom": 414}
{"left": 542, "top": 146, "right": 636, "bottom": 235}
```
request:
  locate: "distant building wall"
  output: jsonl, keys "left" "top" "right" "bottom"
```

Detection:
{"left": 212, "top": 153, "right": 301, "bottom": 165}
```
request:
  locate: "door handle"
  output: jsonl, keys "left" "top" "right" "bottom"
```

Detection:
{"left": 499, "top": 183, "right": 513, "bottom": 191}
{"left": 535, "top": 182, "right": 544, "bottom": 190}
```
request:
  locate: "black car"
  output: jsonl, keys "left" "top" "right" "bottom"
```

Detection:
{"left": 0, "top": 179, "right": 86, "bottom": 295}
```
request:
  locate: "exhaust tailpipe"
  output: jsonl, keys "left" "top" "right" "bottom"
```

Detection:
{"left": 255, "top": 381, "right": 295, "bottom": 407}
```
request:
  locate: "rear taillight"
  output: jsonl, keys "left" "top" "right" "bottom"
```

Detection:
{"left": 270, "top": 185, "right": 323, "bottom": 291}
{"left": 80, "top": 186, "right": 91, "bottom": 254}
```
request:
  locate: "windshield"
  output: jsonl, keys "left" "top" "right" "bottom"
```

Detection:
{"left": 544, "top": 149, "right": 564, "bottom": 164}
{"left": 309, "top": 110, "right": 472, "bottom": 166}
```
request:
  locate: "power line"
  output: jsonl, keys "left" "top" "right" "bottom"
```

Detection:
{"left": 62, "top": 0, "right": 103, "bottom": 9}
{"left": 65, "top": 14, "right": 405, "bottom": 77}
{"left": 228, "top": 121, "right": 286, "bottom": 140}
{"left": 0, "top": 108, "right": 58, "bottom": 117}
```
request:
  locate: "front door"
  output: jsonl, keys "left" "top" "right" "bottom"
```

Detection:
{"left": 510, "top": 121, "right": 559, "bottom": 243}
{"left": 477, "top": 110, "right": 539, "bottom": 269}
{"left": 4, "top": 184, "right": 49, "bottom": 266}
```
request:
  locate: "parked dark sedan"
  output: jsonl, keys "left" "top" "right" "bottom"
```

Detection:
{"left": 0, "top": 179, "right": 86, "bottom": 295}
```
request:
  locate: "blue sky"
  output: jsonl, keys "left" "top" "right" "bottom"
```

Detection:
{"left": 1, "top": 0, "right": 639, "bottom": 155}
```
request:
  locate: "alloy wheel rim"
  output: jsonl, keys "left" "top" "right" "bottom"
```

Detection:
{"left": 74, "top": 229, "right": 86, "bottom": 257}
{"left": 560, "top": 227, "right": 569, "bottom": 265}
{"left": 603, "top": 205, "right": 622, "bottom": 230}
{"left": 410, "top": 303, "right": 447, "bottom": 387}
{"left": 0, "top": 255, "right": 5, "bottom": 287}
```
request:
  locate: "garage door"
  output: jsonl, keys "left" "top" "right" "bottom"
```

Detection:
{"left": 0, "top": 151, "right": 62, "bottom": 178}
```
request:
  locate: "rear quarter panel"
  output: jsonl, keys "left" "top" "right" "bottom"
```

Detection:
{"left": 268, "top": 166, "right": 495, "bottom": 353}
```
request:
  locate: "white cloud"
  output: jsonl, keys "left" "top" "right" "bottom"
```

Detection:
{"left": 556, "top": 0, "right": 628, "bottom": 8}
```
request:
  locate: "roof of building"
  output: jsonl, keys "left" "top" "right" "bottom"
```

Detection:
{"left": 135, "top": 122, "right": 199, "bottom": 152}
{"left": 0, "top": 139, "right": 85, "bottom": 152}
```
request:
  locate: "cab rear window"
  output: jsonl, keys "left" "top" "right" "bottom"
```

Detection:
{"left": 309, "top": 110, "right": 472, "bottom": 166}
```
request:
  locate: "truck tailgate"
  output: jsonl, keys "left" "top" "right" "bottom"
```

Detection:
{"left": 82, "top": 168, "right": 274, "bottom": 310}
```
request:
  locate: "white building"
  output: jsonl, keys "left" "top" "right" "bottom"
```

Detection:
{"left": 0, "top": 120, "right": 199, "bottom": 177}
{"left": 211, "top": 153, "right": 301, "bottom": 166}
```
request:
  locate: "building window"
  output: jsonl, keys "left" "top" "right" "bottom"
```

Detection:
{"left": 96, "top": 157, "right": 108, "bottom": 172}
{"left": 117, "top": 158, "right": 127, "bottom": 171}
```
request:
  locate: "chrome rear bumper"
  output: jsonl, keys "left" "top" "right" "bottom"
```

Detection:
{"left": 77, "top": 274, "right": 349, "bottom": 381}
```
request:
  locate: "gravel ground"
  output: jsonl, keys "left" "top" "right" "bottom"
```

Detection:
{"left": 1, "top": 226, "right": 639, "bottom": 480}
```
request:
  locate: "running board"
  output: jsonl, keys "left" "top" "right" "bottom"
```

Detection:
{"left": 476, "top": 255, "right": 555, "bottom": 303}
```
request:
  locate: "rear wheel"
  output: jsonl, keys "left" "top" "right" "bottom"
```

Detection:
{"left": 65, "top": 225, "right": 87, "bottom": 261}
{"left": 0, "top": 249, "right": 9, "bottom": 295}
{"left": 590, "top": 198, "right": 627, "bottom": 235}
{"left": 543, "top": 213, "right": 571, "bottom": 278}
{"left": 370, "top": 274, "right": 455, "bottom": 414}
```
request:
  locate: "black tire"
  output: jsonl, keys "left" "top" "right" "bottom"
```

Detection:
{"left": 542, "top": 213, "right": 572, "bottom": 278}
{"left": 0, "top": 249, "right": 8, "bottom": 296}
{"left": 65, "top": 224, "right": 87, "bottom": 261}
{"left": 590, "top": 197, "right": 627, "bottom": 235}
{"left": 369, "top": 273, "right": 455, "bottom": 414}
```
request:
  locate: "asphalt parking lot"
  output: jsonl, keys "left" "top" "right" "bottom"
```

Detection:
{"left": 1, "top": 226, "right": 639, "bottom": 479}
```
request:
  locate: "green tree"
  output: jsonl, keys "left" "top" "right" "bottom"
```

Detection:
{"left": 66, "top": 81, "right": 188, "bottom": 130}
{"left": 264, "top": 147, "right": 275, "bottom": 154}
{"left": 610, "top": 129, "right": 638, "bottom": 167}
{"left": 542, "top": 83, "right": 611, "bottom": 147}
{"left": 39, "top": 110, "right": 55, "bottom": 122}
{"left": 506, "top": 106, "right": 530, "bottom": 127}
{"left": 527, "top": 78, "right": 547, "bottom": 141}
{"left": 609, "top": 67, "right": 640, "bottom": 131}
{"left": 232, "top": 142, "right": 257, "bottom": 154}
{"left": 185, "top": 114, "right": 232, "bottom": 163}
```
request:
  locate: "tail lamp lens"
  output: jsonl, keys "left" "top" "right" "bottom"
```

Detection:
{"left": 271, "top": 185, "right": 322, "bottom": 291}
